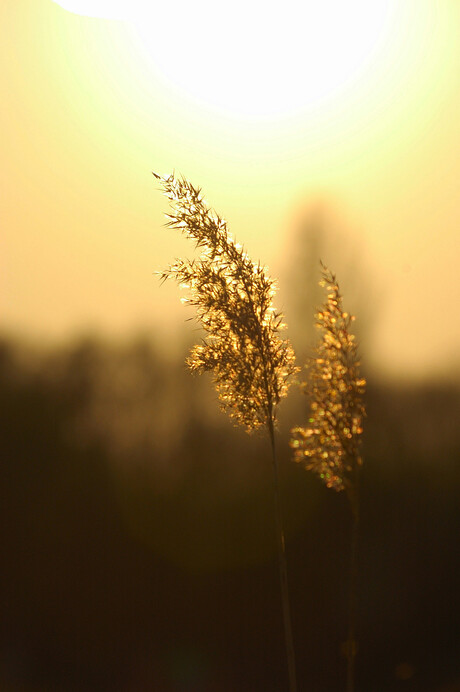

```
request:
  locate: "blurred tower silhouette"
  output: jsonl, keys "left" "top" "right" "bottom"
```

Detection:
{"left": 280, "top": 199, "right": 378, "bottom": 372}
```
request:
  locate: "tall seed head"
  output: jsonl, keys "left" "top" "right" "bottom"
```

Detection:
{"left": 290, "top": 263, "right": 365, "bottom": 493}
{"left": 155, "top": 172, "right": 298, "bottom": 432}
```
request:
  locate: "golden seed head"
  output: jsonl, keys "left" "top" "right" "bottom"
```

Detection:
{"left": 155, "top": 172, "right": 298, "bottom": 431}
{"left": 290, "top": 263, "right": 366, "bottom": 492}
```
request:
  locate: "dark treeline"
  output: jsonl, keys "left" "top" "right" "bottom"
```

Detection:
{"left": 1, "top": 334, "right": 459, "bottom": 691}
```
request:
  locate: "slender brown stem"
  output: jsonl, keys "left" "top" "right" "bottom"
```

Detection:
{"left": 268, "top": 415, "right": 298, "bottom": 692}
{"left": 346, "top": 474, "right": 360, "bottom": 692}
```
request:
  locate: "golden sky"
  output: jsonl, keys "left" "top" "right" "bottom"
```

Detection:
{"left": 2, "top": 0, "right": 459, "bottom": 379}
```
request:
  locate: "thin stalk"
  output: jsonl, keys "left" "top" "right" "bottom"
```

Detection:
{"left": 346, "top": 473, "right": 360, "bottom": 692}
{"left": 268, "top": 415, "right": 298, "bottom": 692}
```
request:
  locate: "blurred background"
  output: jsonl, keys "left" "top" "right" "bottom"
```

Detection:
{"left": 1, "top": 0, "right": 459, "bottom": 689}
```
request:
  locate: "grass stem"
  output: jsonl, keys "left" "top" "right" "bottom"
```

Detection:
{"left": 346, "top": 475, "right": 360, "bottom": 692}
{"left": 268, "top": 415, "right": 298, "bottom": 692}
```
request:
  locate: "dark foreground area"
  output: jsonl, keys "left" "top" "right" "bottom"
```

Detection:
{"left": 1, "top": 334, "right": 459, "bottom": 691}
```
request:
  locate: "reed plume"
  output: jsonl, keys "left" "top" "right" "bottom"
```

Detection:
{"left": 154, "top": 172, "right": 298, "bottom": 691}
{"left": 290, "top": 263, "right": 365, "bottom": 500}
{"left": 155, "top": 172, "right": 296, "bottom": 431}
{"left": 290, "top": 263, "right": 366, "bottom": 692}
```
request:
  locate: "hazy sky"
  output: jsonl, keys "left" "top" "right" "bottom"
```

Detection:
{"left": 2, "top": 0, "right": 459, "bottom": 379}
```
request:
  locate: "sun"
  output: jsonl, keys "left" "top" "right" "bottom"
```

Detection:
{"left": 52, "top": 0, "right": 394, "bottom": 118}
{"left": 50, "top": 1, "right": 145, "bottom": 20}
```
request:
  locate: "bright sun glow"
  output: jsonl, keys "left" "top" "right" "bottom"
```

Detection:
{"left": 52, "top": 0, "right": 394, "bottom": 118}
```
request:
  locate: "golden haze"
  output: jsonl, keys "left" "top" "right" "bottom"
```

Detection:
{"left": 2, "top": 0, "right": 459, "bottom": 379}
